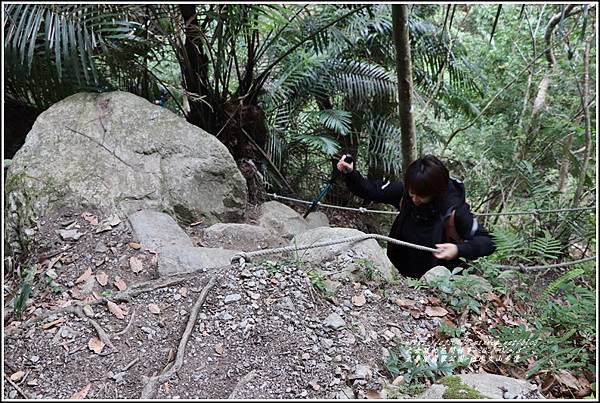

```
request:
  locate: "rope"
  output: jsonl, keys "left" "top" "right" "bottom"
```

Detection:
{"left": 266, "top": 193, "right": 596, "bottom": 217}
{"left": 231, "top": 230, "right": 596, "bottom": 273}
{"left": 231, "top": 233, "right": 438, "bottom": 265}
{"left": 491, "top": 256, "right": 596, "bottom": 271}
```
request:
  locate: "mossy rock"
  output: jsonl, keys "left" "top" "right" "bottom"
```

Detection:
{"left": 439, "top": 376, "right": 489, "bottom": 399}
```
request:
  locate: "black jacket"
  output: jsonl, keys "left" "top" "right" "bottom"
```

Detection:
{"left": 344, "top": 170, "right": 496, "bottom": 278}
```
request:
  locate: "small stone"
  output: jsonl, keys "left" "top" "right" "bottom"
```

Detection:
{"left": 46, "top": 269, "right": 58, "bottom": 279}
{"left": 220, "top": 313, "right": 234, "bottom": 321}
{"left": 301, "top": 353, "right": 310, "bottom": 360}
{"left": 308, "top": 379, "right": 320, "bottom": 391}
{"left": 323, "top": 313, "right": 346, "bottom": 330}
{"left": 224, "top": 294, "right": 242, "bottom": 304}
{"left": 83, "top": 305, "right": 94, "bottom": 317}
{"left": 30, "top": 355, "right": 40, "bottom": 363}
{"left": 173, "top": 294, "right": 182, "bottom": 301}
{"left": 59, "top": 229, "right": 83, "bottom": 241}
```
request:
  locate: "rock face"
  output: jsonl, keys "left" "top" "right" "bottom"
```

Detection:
{"left": 5, "top": 91, "right": 247, "bottom": 254}
{"left": 257, "top": 201, "right": 310, "bottom": 239}
{"left": 201, "top": 223, "right": 286, "bottom": 251}
{"left": 417, "top": 374, "right": 545, "bottom": 399}
{"left": 291, "top": 227, "right": 395, "bottom": 282}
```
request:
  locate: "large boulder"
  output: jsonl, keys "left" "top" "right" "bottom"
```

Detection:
{"left": 5, "top": 91, "right": 247, "bottom": 255}
{"left": 417, "top": 374, "right": 545, "bottom": 399}
{"left": 291, "top": 227, "right": 395, "bottom": 282}
{"left": 257, "top": 201, "right": 310, "bottom": 239}
{"left": 200, "top": 223, "right": 286, "bottom": 251}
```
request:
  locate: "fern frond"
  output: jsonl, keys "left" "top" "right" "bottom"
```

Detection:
{"left": 540, "top": 267, "right": 585, "bottom": 303}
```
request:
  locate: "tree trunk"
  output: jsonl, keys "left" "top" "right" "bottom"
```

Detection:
{"left": 557, "top": 132, "right": 574, "bottom": 193}
{"left": 392, "top": 4, "right": 417, "bottom": 172}
{"left": 570, "top": 40, "right": 592, "bottom": 209}
{"left": 178, "top": 4, "right": 217, "bottom": 132}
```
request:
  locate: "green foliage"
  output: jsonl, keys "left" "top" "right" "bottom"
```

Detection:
{"left": 262, "top": 259, "right": 283, "bottom": 275}
{"left": 354, "top": 257, "right": 377, "bottom": 281}
{"left": 492, "top": 267, "right": 595, "bottom": 378}
{"left": 13, "top": 264, "right": 36, "bottom": 319}
{"left": 438, "top": 321, "right": 464, "bottom": 339}
{"left": 386, "top": 342, "right": 472, "bottom": 384}
{"left": 306, "top": 269, "right": 335, "bottom": 300}
{"left": 426, "top": 267, "right": 488, "bottom": 314}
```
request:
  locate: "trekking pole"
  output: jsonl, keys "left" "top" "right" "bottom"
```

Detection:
{"left": 303, "top": 154, "right": 353, "bottom": 219}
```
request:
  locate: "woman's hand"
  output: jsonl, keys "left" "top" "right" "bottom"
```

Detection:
{"left": 336, "top": 155, "right": 354, "bottom": 174}
{"left": 434, "top": 243, "right": 458, "bottom": 260}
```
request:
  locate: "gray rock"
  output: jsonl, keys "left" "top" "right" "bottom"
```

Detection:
{"left": 292, "top": 227, "right": 395, "bottom": 282}
{"left": 201, "top": 223, "right": 286, "bottom": 250}
{"left": 422, "top": 266, "right": 451, "bottom": 285}
{"left": 323, "top": 313, "right": 346, "bottom": 330}
{"left": 5, "top": 91, "right": 247, "bottom": 255}
{"left": 224, "top": 294, "right": 242, "bottom": 304}
{"left": 129, "top": 210, "right": 193, "bottom": 250}
{"left": 417, "top": 373, "right": 545, "bottom": 399}
{"left": 305, "top": 211, "right": 330, "bottom": 229}
{"left": 158, "top": 244, "right": 241, "bottom": 277}
{"left": 257, "top": 201, "right": 309, "bottom": 239}
{"left": 58, "top": 229, "right": 83, "bottom": 241}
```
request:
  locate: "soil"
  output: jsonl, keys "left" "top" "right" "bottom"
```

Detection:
{"left": 1, "top": 203, "right": 581, "bottom": 399}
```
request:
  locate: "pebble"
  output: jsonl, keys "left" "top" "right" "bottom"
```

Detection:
{"left": 323, "top": 313, "right": 346, "bottom": 330}
{"left": 224, "top": 294, "right": 242, "bottom": 304}
{"left": 30, "top": 355, "right": 40, "bottom": 363}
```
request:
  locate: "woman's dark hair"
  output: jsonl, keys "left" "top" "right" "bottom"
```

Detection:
{"left": 403, "top": 155, "right": 449, "bottom": 198}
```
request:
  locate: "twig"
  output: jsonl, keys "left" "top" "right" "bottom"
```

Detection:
{"left": 228, "top": 370, "right": 257, "bottom": 399}
{"left": 140, "top": 275, "right": 217, "bottom": 399}
{"left": 4, "top": 372, "right": 30, "bottom": 399}
{"left": 114, "top": 307, "right": 136, "bottom": 336}
{"left": 121, "top": 358, "right": 140, "bottom": 372}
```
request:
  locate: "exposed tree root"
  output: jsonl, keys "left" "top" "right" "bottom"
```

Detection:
{"left": 114, "top": 307, "right": 136, "bottom": 336}
{"left": 63, "top": 306, "right": 116, "bottom": 351}
{"left": 140, "top": 275, "right": 217, "bottom": 399}
{"left": 4, "top": 372, "right": 30, "bottom": 399}
{"left": 228, "top": 370, "right": 258, "bottom": 399}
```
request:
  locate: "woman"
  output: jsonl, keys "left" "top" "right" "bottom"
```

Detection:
{"left": 336, "top": 154, "right": 495, "bottom": 279}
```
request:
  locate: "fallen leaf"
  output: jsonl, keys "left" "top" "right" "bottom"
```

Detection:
{"left": 128, "top": 242, "right": 142, "bottom": 250}
{"left": 75, "top": 267, "right": 93, "bottom": 284}
{"left": 163, "top": 382, "right": 171, "bottom": 393}
{"left": 352, "top": 294, "right": 366, "bottom": 307}
{"left": 88, "top": 337, "right": 105, "bottom": 354}
{"left": 114, "top": 276, "right": 127, "bottom": 291}
{"left": 81, "top": 212, "right": 99, "bottom": 225}
{"left": 366, "top": 389, "right": 381, "bottom": 399}
{"left": 95, "top": 223, "right": 112, "bottom": 233}
{"left": 410, "top": 309, "right": 421, "bottom": 319}
{"left": 71, "top": 383, "right": 91, "bottom": 399}
{"left": 42, "top": 317, "right": 66, "bottom": 330}
{"left": 107, "top": 301, "right": 126, "bottom": 319}
{"left": 427, "top": 296, "right": 442, "bottom": 305}
{"left": 214, "top": 343, "right": 224, "bottom": 355}
{"left": 148, "top": 303, "right": 161, "bottom": 314}
{"left": 179, "top": 287, "right": 188, "bottom": 297}
{"left": 425, "top": 306, "right": 449, "bottom": 317}
{"left": 129, "top": 256, "right": 144, "bottom": 274}
{"left": 10, "top": 371, "right": 25, "bottom": 382}
{"left": 557, "top": 369, "right": 581, "bottom": 391}
{"left": 395, "top": 298, "right": 416, "bottom": 308}
{"left": 96, "top": 271, "right": 109, "bottom": 286}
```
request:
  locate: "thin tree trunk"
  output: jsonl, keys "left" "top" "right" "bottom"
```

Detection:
{"left": 392, "top": 4, "right": 417, "bottom": 172}
{"left": 571, "top": 40, "right": 592, "bottom": 208}
{"left": 516, "top": 4, "right": 577, "bottom": 160}
{"left": 557, "top": 132, "right": 574, "bottom": 193}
